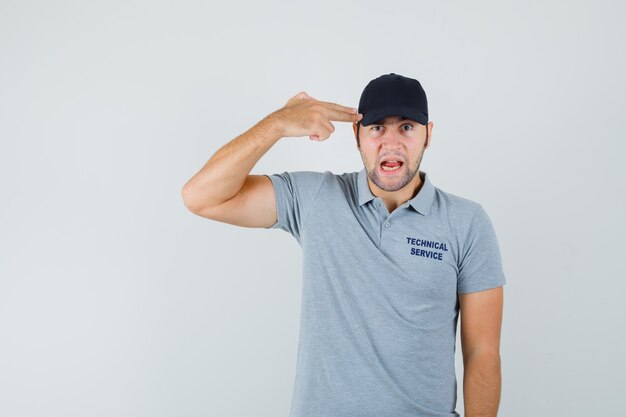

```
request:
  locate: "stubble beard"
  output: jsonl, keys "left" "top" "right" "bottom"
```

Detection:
{"left": 364, "top": 151, "right": 424, "bottom": 192}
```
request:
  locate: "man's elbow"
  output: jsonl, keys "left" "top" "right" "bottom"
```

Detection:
{"left": 181, "top": 185, "right": 201, "bottom": 213}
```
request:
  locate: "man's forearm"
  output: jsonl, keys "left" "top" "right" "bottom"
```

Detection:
{"left": 182, "top": 113, "right": 283, "bottom": 211}
{"left": 463, "top": 351, "right": 502, "bottom": 417}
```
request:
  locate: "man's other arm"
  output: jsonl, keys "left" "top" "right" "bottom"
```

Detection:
{"left": 459, "top": 286, "right": 504, "bottom": 417}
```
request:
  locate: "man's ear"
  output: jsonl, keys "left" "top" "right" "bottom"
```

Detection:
{"left": 424, "top": 121, "right": 434, "bottom": 149}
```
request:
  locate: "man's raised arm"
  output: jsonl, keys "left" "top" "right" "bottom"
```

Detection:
{"left": 181, "top": 91, "right": 362, "bottom": 228}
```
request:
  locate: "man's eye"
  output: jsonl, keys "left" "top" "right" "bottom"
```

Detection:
{"left": 402, "top": 124, "right": 413, "bottom": 130}
{"left": 372, "top": 126, "right": 383, "bottom": 131}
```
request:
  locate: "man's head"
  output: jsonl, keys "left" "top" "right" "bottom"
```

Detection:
{"left": 353, "top": 73, "right": 434, "bottom": 193}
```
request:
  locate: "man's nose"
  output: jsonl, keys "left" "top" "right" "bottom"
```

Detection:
{"left": 381, "top": 130, "right": 403, "bottom": 148}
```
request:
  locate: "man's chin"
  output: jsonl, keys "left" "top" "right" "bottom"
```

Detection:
{"left": 372, "top": 174, "right": 409, "bottom": 192}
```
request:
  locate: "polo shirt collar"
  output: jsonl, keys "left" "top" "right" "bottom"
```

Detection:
{"left": 357, "top": 167, "right": 435, "bottom": 215}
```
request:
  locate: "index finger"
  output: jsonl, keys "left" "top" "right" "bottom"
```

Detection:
{"left": 317, "top": 100, "right": 358, "bottom": 114}
{"left": 323, "top": 106, "right": 363, "bottom": 123}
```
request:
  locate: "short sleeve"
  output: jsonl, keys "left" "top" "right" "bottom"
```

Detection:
{"left": 263, "top": 171, "right": 326, "bottom": 242}
{"left": 457, "top": 205, "right": 507, "bottom": 294}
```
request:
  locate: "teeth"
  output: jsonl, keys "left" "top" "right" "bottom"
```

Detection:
{"left": 381, "top": 164, "right": 401, "bottom": 171}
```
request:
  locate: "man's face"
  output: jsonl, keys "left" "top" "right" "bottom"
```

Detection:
{"left": 353, "top": 115, "right": 432, "bottom": 193}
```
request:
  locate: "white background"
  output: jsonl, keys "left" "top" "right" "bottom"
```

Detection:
{"left": 1, "top": 0, "right": 624, "bottom": 416}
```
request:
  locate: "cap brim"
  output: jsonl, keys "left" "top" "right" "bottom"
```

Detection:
{"left": 361, "top": 106, "right": 428, "bottom": 126}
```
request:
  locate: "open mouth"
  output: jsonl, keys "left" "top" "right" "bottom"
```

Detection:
{"left": 380, "top": 160, "right": 403, "bottom": 172}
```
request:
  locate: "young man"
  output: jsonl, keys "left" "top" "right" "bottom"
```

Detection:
{"left": 182, "top": 73, "right": 506, "bottom": 417}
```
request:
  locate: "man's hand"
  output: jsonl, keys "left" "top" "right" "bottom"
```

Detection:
{"left": 267, "top": 91, "right": 363, "bottom": 141}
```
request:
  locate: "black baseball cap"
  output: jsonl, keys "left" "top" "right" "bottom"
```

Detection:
{"left": 358, "top": 73, "right": 428, "bottom": 126}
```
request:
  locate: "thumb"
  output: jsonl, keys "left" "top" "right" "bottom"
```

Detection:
{"left": 286, "top": 91, "right": 315, "bottom": 107}
{"left": 296, "top": 91, "right": 315, "bottom": 100}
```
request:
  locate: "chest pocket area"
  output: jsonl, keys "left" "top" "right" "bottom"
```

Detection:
{"left": 396, "top": 236, "right": 458, "bottom": 301}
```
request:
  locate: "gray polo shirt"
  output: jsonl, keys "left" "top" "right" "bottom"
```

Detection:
{"left": 264, "top": 168, "right": 506, "bottom": 417}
